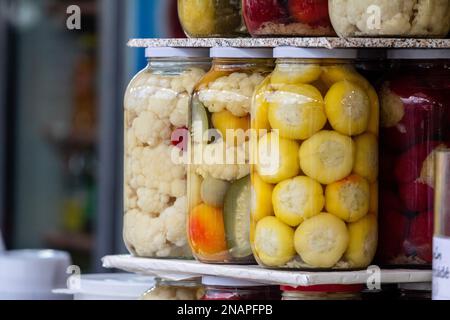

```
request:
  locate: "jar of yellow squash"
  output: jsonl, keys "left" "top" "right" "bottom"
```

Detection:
{"left": 178, "top": 0, "right": 247, "bottom": 37}
{"left": 250, "top": 47, "right": 379, "bottom": 270}
{"left": 188, "top": 48, "right": 274, "bottom": 264}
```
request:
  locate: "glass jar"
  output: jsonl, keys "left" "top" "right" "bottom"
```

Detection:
{"left": 141, "top": 278, "right": 204, "bottom": 300}
{"left": 178, "top": 0, "right": 247, "bottom": 37}
{"left": 123, "top": 48, "right": 210, "bottom": 259}
{"left": 187, "top": 48, "right": 274, "bottom": 264}
{"left": 399, "top": 283, "right": 432, "bottom": 300}
{"left": 377, "top": 50, "right": 450, "bottom": 268}
{"left": 433, "top": 150, "right": 450, "bottom": 300}
{"left": 251, "top": 48, "right": 379, "bottom": 270}
{"left": 243, "top": 0, "right": 335, "bottom": 37}
{"left": 329, "top": 0, "right": 450, "bottom": 38}
{"left": 281, "top": 284, "right": 364, "bottom": 300}
{"left": 201, "top": 276, "right": 281, "bottom": 300}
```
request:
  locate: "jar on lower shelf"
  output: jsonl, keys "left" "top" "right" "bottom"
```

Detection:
{"left": 141, "top": 278, "right": 205, "bottom": 300}
{"left": 281, "top": 284, "right": 364, "bottom": 300}
{"left": 201, "top": 276, "right": 281, "bottom": 300}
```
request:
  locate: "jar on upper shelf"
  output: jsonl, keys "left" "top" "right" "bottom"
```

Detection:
{"left": 178, "top": 0, "right": 248, "bottom": 37}
{"left": 187, "top": 48, "right": 274, "bottom": 264}
{"left": 242, "top": 0, "right": 336, "bottom": 37}
{"left": 250, "top": 47, "right": 380, "bottom": 271}
{"left": 377, "top": 49, "right": 450, "bottom": 268}
{"left": 329, "top": 0, "right": 450, "bottom": 38}
{"left": 123, "top": 47, "right": 211, "bottom": 259}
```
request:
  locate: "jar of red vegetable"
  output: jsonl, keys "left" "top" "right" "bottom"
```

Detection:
{"left": 281, "top": 284, "right": 364, "bottom": 300}
{"left": 242, "top": 0, "right": 335, "bottom": 37}
{"left": 377, "top": 50, "right": 450, "bottom": 268}
{"left": 201, "top": 276, "right": 280, "bottom": 300}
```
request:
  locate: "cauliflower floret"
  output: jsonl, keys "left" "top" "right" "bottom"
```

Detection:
{"left": 125, "top": 127, "right": 143, "bottom": 155}
{"left": 147, "top": 88, "right": 178, "bottom": 119}
{"left": 198, "top": 72, "right": 265, "bottom": 117}
{"left": 136, "top": 188, "right": 171, "bottom": 215}
{"left": 132, "top": 111, "right": 172, "bottom": 147}
{"left": 124, "top": 197, "right": 191, "bottom": 258}
{"left": 141, "top": 144, "right": 187, "bottom": 197}
{"left": 171, "top": 68, "right": 206, "bottom": 94}
{"left": 193, "top": 141, "right": 250, "bottom": 181}
{"left": 170, "top": 93, "right": 190, "bottom": 128}
{"left": 330, "top": 0, "right": 450, "bottom": 36}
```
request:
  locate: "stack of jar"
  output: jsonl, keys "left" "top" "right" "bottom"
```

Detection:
{"left": 177, "top": 0, "right": 450, "bottom": 38}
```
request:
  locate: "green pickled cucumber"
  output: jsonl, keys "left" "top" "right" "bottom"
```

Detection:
{"left": 200, "top": 177, "right": 230, "bottom": 208}
{"left": 223, "top": 175, "right": 252, "bottom": 258}
{"left": 191, "top": 100, "right": 209, "bottom": 143}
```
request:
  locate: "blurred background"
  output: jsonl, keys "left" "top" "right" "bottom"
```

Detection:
{"left": 0, "top": 0, "right": 185, "bottom": 272}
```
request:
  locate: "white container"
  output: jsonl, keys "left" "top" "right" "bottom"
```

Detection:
{"left": 58, "top": 274, "right": 155, "bottom": 300}
{"left": 0, "top": 250, "right": 71, "bottom": 300}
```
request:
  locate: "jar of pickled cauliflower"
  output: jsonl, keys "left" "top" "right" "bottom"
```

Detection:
{"left": 329, "top": 0, "right": 450, "bottom": 38}
{"left": 243, "top": 0, "right": 335, "bottom": 37}
{"left": 188, "top": 48, "right": 274, "bottom": 264}
{"left": 251, "top": 47, "right": 379, "bottom": 270}
{"left": 377, "top": 50, "right": 450, "bottom": 268}
{"left": 178, "top": 0, "right": 247, "bottom": 37}
{"left": 123, "top": 47, "right": 210, "bottom": 259}
{"left": 141, "top": 278, "right": 204, "bottom": 300}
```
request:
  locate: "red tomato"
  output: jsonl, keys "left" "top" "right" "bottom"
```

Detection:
{"left": 288, "top": 0, "right": 329, "bottom": 24}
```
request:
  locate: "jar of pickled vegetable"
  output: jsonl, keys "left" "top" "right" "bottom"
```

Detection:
{"left": 123, "top": 48, "right": 210, "bottom": 259}
{"left": 188, "top": 48, "right": 274, "bottom": 264}
{"left": 178, "top": 0, "right": 247, "bottom": 37}
{"left": 201, "top": 276, "right": 280, "bottom": 300}
{"left": 243, "top": 0, "right": 335, "bottom": 37}
{"left": 251, "top": 47, "right": 379, "bottom": 270}
{"left": 141, "top": 278, "right": 204, "bottom": 300}
{"left": 281, "top": 284, "right": 364, "bottom": 300}
{"left": 329, "top": 0, "right": 450, "bottom": 38}
{"left": 377, "top": 50, "right": 450, "bottom": 268}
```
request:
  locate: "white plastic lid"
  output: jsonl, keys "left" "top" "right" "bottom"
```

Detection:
{"left": 210, "top": 47, "right": 273, "bottom": 58}
{"left": 274, "top": 47, "right": 358, "bottom": 59}
{"left": 388, "top": 49, "right": 450, "bottom": 60}
{"left": 65, "top": 274, "right": 155, "bottom": 297}
{"left": 145, "top": 47, "right": 209, "bottom": 58}
{"left": 202, "top": 276, "right": 268, "bottom": 287}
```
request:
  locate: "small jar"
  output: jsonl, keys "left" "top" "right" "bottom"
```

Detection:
{"left": 201, "top": 276, "right": 280, "bottom": 300}
{"left": 399, "top": 283, "right": 432, "bottom": 300}
{"left": 281, "top": 284, "right": 364, "bottom": 300}
{"left": 243, "top": 0, "right": 335, "bottom": 37}
{"left": 329, "top": 0, "right": 450, "bottom": 38}
{"left": 377, "top": 50, "right": 450, "bottom": 268}
{"left": 123, "top": 48, "right": 210, "bottom": 259}
{"left": 251, "top": 48, "right": 379, "bottom": 271}
{"left": 142, "top": 278, "right": 204, "bottom": 300}
{"left": 187, "top": 48, "right": 274, "bottom": 264}
{"left": 178, "top": 0, "right": 247, "bottom": 37}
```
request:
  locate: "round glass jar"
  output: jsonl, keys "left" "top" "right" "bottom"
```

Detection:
{"left": 377, "top": 50, "right": 450, "bottom": 268}
{"left": 281, "top": 284, "right": 364, "bottom": 300}
{"left": 329, "top": 0, "right": 450, "bottom": 38}
{"left": 141, "top": 278, "right": 205, "bottom": 300}
{"left": 250, "top": 48, "right": 379, "bottom": 271}
{"left": 187, "top": 48, "right": 274, "bottom": 264}
{"left": 201, "top": 276, "right": 280, "bottom": 300}
{"left": 243, "top": 0, "right": 335, "bottom": 37}
{"left": 123, "top": 47, "right": 210, "bottom": 259}
{"left": 178, "top": 0, "right": 247, "bottom": 37}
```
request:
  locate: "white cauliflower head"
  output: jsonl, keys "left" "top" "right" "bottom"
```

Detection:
{"left": 193, "top": 141, "right": 250, "bottom": 181}
{"left": 198, "top": 72, "right": 265, "bottom": 117}
{"left": 132, "top": 111, "right": 172, "bottom": 147}
{"left": 123, "top": 196, "right": 191, "bottom": 258}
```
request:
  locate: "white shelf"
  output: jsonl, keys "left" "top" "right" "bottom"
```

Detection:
{"left": 128, "top": 37, "right": 450, "bottom": 49}
{"left": 102, "top": 255, "right": 431, "bottom": 287}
